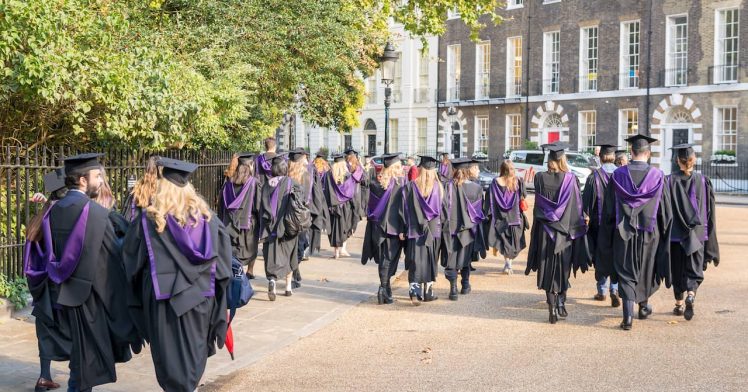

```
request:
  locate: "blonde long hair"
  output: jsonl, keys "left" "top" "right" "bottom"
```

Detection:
{"left": 498, "top": 160, "right": 518, "bottom": 192}
{"left": 288, "top": 159, "right": 308, "bottom": 185}
{"left": 677, "top": 155, "right": 697, "bottom": 176}
{"left": 313, "top": 157, "right": 330, "bottom": 174}
{"left": 547, "top": 155, "right": 570, "bottom": 173}
{"left": 131, "top": 156, "right": 159, "bottom": 208}
{"left": 378, "top": 162, "right": 402, "bottom": 189}
{"left": 94, "top": 166, "right": 116, "bottom": 210}
{"left": 415, "top": 167, "right": 442, "bottom": 198}
{"left": 146, "top": 179, "right": 212, "bottom": 233}
{"left": 346, "top": 154, "right": 359, "bottom": 174}
{"left": 331, "top": 161, "right": 348, "bottom": 184}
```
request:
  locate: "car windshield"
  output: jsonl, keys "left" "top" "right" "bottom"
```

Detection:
{"left": 567, "top": 154, "right": 591, "bottom": 168}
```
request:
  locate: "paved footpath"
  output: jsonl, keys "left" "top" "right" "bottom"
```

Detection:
{"left": 1, "top": 200, "right": 747, "bottom": 391}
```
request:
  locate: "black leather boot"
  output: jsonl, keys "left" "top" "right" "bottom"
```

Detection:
{"left": 621, "top": 300, "right": 634, "bottom": 330}
{"left": 377, "top": 285, "right": 386, "bottom": 305}
{"left": 384, "top": 280, "right": 394, "bottom": 304}
{"left": 548, "top": 302, "right": 558, "bottom": 324}
{"left": 448, "top": 279, "right": 459, "bottom": 301}
{"left": 610, "top": 290, "right": 621, "bottom": 308}
{"left": 423, "top": 282, "right": 438, "bottom": 302}
{"left": 557, "top": 292, "right": 568, "bottom": 318}
{"left": 460, "top": 280, "right": 471, "bottom": 295}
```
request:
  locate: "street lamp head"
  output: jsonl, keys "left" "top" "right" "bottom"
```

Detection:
{"left": 379, "top": 42, "right": 399, "bottom": 84}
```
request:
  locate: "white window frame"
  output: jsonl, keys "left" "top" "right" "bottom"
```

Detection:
{"left": 417, "top": 118, "right": 428, "bottom": 153}
{"left": 505, "top": 114, "right": 523, "bottom": 151}
{"left": 619, "top": 20, "right": 640, "bottom": 89}
{"left": 507, "top": 0, "right": 524, "bottom": 10}
{"left": 447, "top": 44, "right": 461, "bottom": 101}
{"left": 543, "top": 0, "right": 561, "bottom": 4}
{"left": 392, "top": 51, "right": 402, "bottom": 103}
{"left": 476, "top": 116, "right": 489, "bottom": 153}
{"left": 713, "top": 106, "right": 738, "bottom": 163}
{"left": 714, "top": 8, "right": 740, "bottom": 83}
{"left": 579, "top": 26, "right": 599, "bottom": 92}
{"left": 665, "top": 14, "right": 689, "bottom": 87}
{"left": 506, "top": 36, "right": 523, "bottom": 98}
{"left": 415, "top": 50, "right": 430, "bottom": 103}
{"left": 578, "top": 111, "right": 597, "bottom": 151}
{"left": 475, "top": 41, "right": 491, "bottom": 99}
{"left": 618, "top": 109, "right": 639, "bottom": 147}
{"left": 543, "top": 31, "right": 561, "bottom": 94}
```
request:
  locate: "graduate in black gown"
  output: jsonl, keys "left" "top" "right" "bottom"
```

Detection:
{"left": 255, "top": 137, "right": 278, "bottom": 188}
{"left": 525, "top": 143, "right": 591, "bottom": 324}
{"left": 258, "top": 154, "right": 304, "bottom": 299}
{"left": 25, "top": 153, "right": 139, "bottom": 392}
{"left": 441, "top": 157, "right": 486, "bottom": 301}
{"left": 599, "top": 135, "right": 673, "bottom": 330}
{"left": 288, "top": 148, "right": 318, "bottom": 288}
{"left": 25, "top": 169, "right": 69, "bottom": 392}
{"left": 582, "top": 144, "right": 622, "bottom": 307}
{"left": 219, "top": 153, "right": 260, "bottom": 278}
{"left": 484, "top": 159, "right": 527, "bottom": 274}
{"left": 122, "top": 158, "right": 231, "bottom": 392}
{"left": 667, "top": 144, "right": 720, "bottom": 320}
{"left": 346, "top": 149, "right": 366, "bottom": 238}
{"left": 361, "top": 154, "right": 406, "bottom": 305}
{"left": 438, "top": 152, "right": 453, "bottom": 183}
{"left": 323, "top": 155, "right": 358, "bottom": 259}
{"left": 403, "top": 156, "right": 445, "bottom": 304}
{"left": 309, "top": 152, "right": 331, "bottom": 256}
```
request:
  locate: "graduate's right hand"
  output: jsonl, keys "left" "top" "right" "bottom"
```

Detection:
{"left": 398, "top": 233, "right": 405, "bottom": 241}
{"left": 30, "top": 192, "right": 47, "bottom": 204}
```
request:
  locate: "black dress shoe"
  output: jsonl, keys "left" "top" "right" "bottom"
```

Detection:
{"left": 620, "top": 316, "right": 633, "bottom": 330}
{"left": 448, "top": 280, "right": 459, "bottom": 301}
{"left": 610, "top": 291, "right": 621, "bottom": 308}
{"left": 684, "top": 294, "right": 695, "bottom": 320}
{"left": 423, "top": 284, "right": 438, "bottom": 302}
{"left": 384, "top": 281, "right": 394, "bottom": 303}
{"left": 557, "top": 303, "right": 568, "bottom": 318}
{"left": 460, "top": 282, "right": 471, "bottom": 295}
{"left": 285, "top": 290, "right": 293, "bottom": 297}
{"left": 292, "top": 280, "right": 301, "bottom": 289}
{"left": 593, "top": 293, "right": 606, "bottom": 301}
{"left": 638, "top": 304, "right": 652, "bottom": 320}
{"left": 548, "top": 304, "right": 558, "bottom": 324}
{"left": 247, "top": 273, "right": 255, "bottom": 280}
{"left": 673, "top": 304, "right": 685, "bottom": 316}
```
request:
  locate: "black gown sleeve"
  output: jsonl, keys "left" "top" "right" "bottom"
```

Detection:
{"left": 582, "top": 174, "right": 595, "bottom": 219}
{"left": 208, "top": 217, "right": 231, "bottom": 352}
{"left": 704, "top": 177, "right": 720, "bottom": 266}
{"left": 655, "top": 179, "right": 674, "bottom": 288}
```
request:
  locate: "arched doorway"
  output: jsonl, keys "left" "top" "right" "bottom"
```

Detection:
{"left": 530, "top": 101, "right": 570, "bottom": 146}
{"left": 438, "top": 108, "right": 468, "bottom": 157}
{"left": 363, "top": 119, "right": 377, "bottom": 155}
{"left": 650, "top": 93, "right": 703, "bottom": 173}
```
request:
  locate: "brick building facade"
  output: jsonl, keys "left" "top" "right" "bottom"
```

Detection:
{"left": 438, "top": 0, "right": 748, "bottom": 172}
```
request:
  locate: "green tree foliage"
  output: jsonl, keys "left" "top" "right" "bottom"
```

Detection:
{"left": 0, "top": 0, "right": 500, "bottom": 150}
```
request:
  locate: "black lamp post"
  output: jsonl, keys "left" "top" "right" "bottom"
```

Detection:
{"left": 379, "top": 42, "right": 399, "bottom": 154}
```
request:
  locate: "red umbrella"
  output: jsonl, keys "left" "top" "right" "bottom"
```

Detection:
{"left": 225, "top": 310, "right": 235, "bottom": 360}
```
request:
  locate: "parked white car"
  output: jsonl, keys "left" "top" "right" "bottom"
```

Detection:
{"left": 506, "top": 150, "right": 594, "bottom": 191}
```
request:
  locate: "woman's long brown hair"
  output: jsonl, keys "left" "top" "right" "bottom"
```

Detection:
{"left": 499, "top": 160, "right": 518, "bottom": 192}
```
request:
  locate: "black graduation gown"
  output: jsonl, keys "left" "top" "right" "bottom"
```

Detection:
{"left": 667, "top": 171, "right": 720, "bottom": 294}
{"left": 323, "top": 172, "right": 356, "bottom": 247}
{"left": 361, "top": 177, "right": 406, "bottom": 281}
{"left": 255, "top": 152, "right": 277, "bottom": 188}
{"left": 441, "top": 180, "right": 485, "bottom": 272}
{"left": 218, "top": 180, "right": 259, "bottom": 266}
{"left": 122, "top": 211, "right": 231, "bottom": 392}
{"left": 582, "top": 168, "right": 615, "bottom": 281}
{"left": 599, "top": 161, "right": 673, "bottom": 303}
{"left": 403, "top": 182, "right": 446, "bottom": 284}
{"left": 525, "top": 172, "right": 591, "bottom": 294}
{"left": 259, "top": 176, "right": 302, "bottom": 280}
{"left": 309, "top": 170, "right": 329, "bottom": 255}
{"left": 349, "top": 165, "right": 365, "bottom": 234}
{"left": 48, "top": 191, "right": 138, "bottom": 390}
{"left": 483, "top": 178, "right": 527, "bottom": 259}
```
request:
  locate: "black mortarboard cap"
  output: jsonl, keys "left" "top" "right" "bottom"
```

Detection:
{"left": 237, "top": 152, "right": 256, "bottom": 159}
{"left": 595, "top": 143, "right": 618, "bottom": 156}
{"left": 316, "top": 150, "right": 328, "bottom": 159}
{"left": 418, "top": 155, "right": 439, "bottom": 170}
{"left": 158, "top": 157, "right": 198, "bottom": 187}
{"left": 288, "top": 148, "right": 308, "bottom": 162}
{"left": 670, "top": 143, "right": 695, "bottom": 160}
{"left": 63, "top": 153, "right": 103, "bottom": 175}
{"left": 451, "top": 157, "right": 479, "bottom": 169}
{"left": 43, "top": 168, "right": 66, "bottom": 193}
{"left": 625, "top": 134, "right": 658, "bottom": 151}
{"left": 382, "top": 153, "right": 401, "bottom": 168}
{"left": 544, "top": 142, "right": 569, "bottom": 160}
{"left": 344, "top": 148, "right": 358, "bottom": 156}
{"left": 332, "top": 154, "right": 346, "bottom": 163}
{"left": 271, "top": 152, "right": 289, "bottom": 164}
